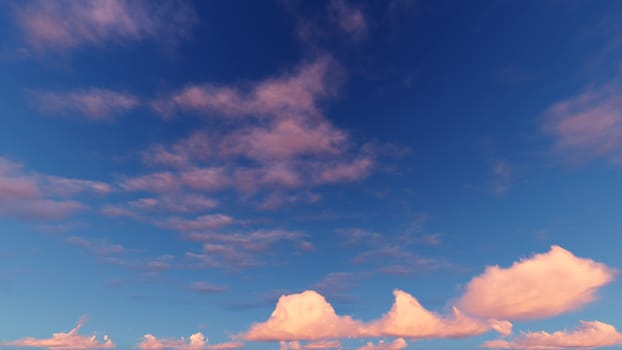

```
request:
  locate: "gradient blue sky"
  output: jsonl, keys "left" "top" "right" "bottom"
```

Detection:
{"left": 1, "top": 1, "right": 622, "bottom": 349}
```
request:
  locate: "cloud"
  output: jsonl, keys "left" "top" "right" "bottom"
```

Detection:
{"left": 0, "top": 317, "right": 115, "bottom": 349}
{"left": 207, "top": 342, "right": 245, "bottom": 350}
{"left": 153, "top": 56, "right": 340, "bottom": 120}
{"left": 364, "top": 290, "right": 512, "bottom": 339}
{"left": 31, "top": 88, "right": 139, "bottom": 121}
{"left": 243, "top": 290, "right": 510, "bottom": 342}
{"left": 281, "top": 340, "right": 342, "bottom": 350}
{"left": 0, "top": 156, "right": 109, "bottom": 221}
{"left": 190, "top": 282, "right": 228, "bottom": 294}
{"left": 543, "top": 83, "right": 622, "bottom": 164}
{"left": 14, "top": 0, "right": 196, "bottom": 51}
{"left": 458, "top": 245, "right": 616, "bottom": 320}
{"left": 243, "top": 290, "right": 366, "bottom": 341}
{"left": 329, "top": 0, "right": 368, "bottom": 41}
{"left": 65, "top": 236, "right": 125, "bottom": 256}
{"left": 184, "top": 229, "right": 310, "bottom": 271}
{"left": 482, "top": 321, "right": 622, "bottom": 350}
{"left": 137, "top": 332, "right": 206, "bottom": 350}
{"left": 161, "top": 214, "right": 234, "bottom": 231}
{"left": 491, "top": 160, "right": 512, "bottom": 195}
{"left": 356, "top": 338, "right": 407, "bottom": 350}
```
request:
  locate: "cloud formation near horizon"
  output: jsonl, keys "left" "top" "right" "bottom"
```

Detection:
{"left": 243, "top": 289, "right": 510, "bottom": 342}
{"left": 137, "top": 332, "right": 243, "bottom": 350}
{"left": 458, "top": 245, "right": 616, "bottom": 320}
{"left": 0, "top": 318, "right": 115, "bottom": 349}
{"left": 482, "top": 320, "right": 622, "bottom": 350}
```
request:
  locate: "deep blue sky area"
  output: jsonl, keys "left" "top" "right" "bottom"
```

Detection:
{"left": 1, "top": 1, "right": 622, "bottom": 349}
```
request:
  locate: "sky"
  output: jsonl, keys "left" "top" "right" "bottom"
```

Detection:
{"left": 1, "top": 0, "right": 622, "bottom": 349}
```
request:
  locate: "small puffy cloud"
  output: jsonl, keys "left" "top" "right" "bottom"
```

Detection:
{"left": 329, "top": 0, "right": 368, "bottom": 41}
{"left": 357, "top": 338, "right": 407, "bottom": 350}
{"left": 482, "top": 320, "right": 622, "bottom": 350}
{"left": 0, "top": 318, "right": 115, "bottom": 349}
{"left": 14, "top": 0, "right": 196, "bottom": 51}
{"left": 243, "top": 290, "right": 366, "bottom": 341}
{"left": 32, "top": 88, "right": 140, "bottom": 121}
{"left": 543, "top": 83, "right": 622, "bottom": 164}
{"left": 364, "top": 290, "right": 512, "bottom": 339}
{"left": 458, "top": 245, "right": 616, "bottom": 320}
{"left": 137, "top": 332, "right": 206, "bottom": 350}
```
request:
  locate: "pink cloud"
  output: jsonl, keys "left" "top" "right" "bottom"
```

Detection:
{"left": 155, "top": 56, "right": 339, "bottom": 119}
{"left": 128, "top": 194, "right": 217, "bottom": 213}
{"left": 221, "top": 119, "right": 346, "bottom": 162}
{"left": 184, "top": 229, "right": 308, "bottom": 270}
{"left": 458, "top": 245, "right": 616, "bottom": 320}
{"left": 280, "top": 340, "right": 342, "bottom": 350}
{"left": 44, "top": 176, "right": 112, "bottom": 196}
{"left": 543, "top": 83, "right": 622, "bottom": 163}
{"left": 314, "top": 156, "right": 373, "bottom": 184}
{"left": 137, "top": 332, "right": 206, "bottom": 350}
{"left": 356, "top": 338, "right": 407, "bottom": 350}
{"left": 15, "top": 0, "right": 196, "bottom": 51}
{"left": 364, "top": 290, "right": 512, "bottom": 339}
{"left": 207, "top": 342, "right": 244, "bottom": 350}
{"left": 65, "top": 236, "right": 125, "bottom": 256}
{"left": 32, "top": 88, "right": 139, "bottom": 121}
{"left": 0, "top": 318, "right": 115, "bottom": 349}
{"left": 329, "top": 0, "right": 368, "bottom": 41}
{"left": 482, "top": 320, "right": 622, "bottom": 350}
{"left": 121, "top": 172, "right": 180, "bottom": 193}
{"left": 243, "top": 290, "right": 366, "bottom": 341}
{"left": 243, "top": 290, "right": 510, "bottom": 342}
{"left": 190, "top": 282, "right": 228, "bottom": 294}
{"left": 162, "top": 214, "right": 233, "bottom": 231}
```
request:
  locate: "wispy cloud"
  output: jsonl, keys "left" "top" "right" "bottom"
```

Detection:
{"left": 189, "top": 282, "right": 228, "bottom": 294}
{"left": 31, "top": 88, "right": 140, "bottom": 121}
{"left": 14, "top": 0, "right": 197, "bottom": 51}
{"left": 0, "top": 156, "right": 100, "bottom": 221}
{"left": 329, "top": 0, "right": 368, "bottom": 41}
{"left": 543, "top": 83, "right": 622, "bottom": 164}
{"left": 0, "top": 317, "right": 115, "bottom": 349}
{"left": 458, "top": 245, "right": 616, "bottom": 320}
{"left": 483, "top": 320, "right": 622, "bottom": 350}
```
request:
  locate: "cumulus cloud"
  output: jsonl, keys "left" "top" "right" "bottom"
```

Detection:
{"left": 543, "top": 83, "right": 622, "bottom": 164}
{"left": 243, "top": 289, "right": 510, "bottom": 342}
{"left": 32, "top": 88, "right": 140, "bottom": 121}
{"left": 356, "top": 338, "right": 407, "bottom": 350}
{"left": 243, "top": 290, "right": 366, "bottom": 341}
{"left": 364, "top": 290, "right": 512, "bottom": 339}
{"left": 14, "top": 0, "right": 196, "bottom": 51}
{"left": 458, "top": 245, "right": 616, "bottom": 320}
{"left": 482, "top": 320, "right": 622, "bottom": 350}
{"left": 137, "top": 332, "right": 206, "bottom": 350}
{"left": 0, "top": 318, "right": 115, "bottom": 349}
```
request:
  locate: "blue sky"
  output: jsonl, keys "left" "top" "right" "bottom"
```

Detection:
{"left": 1, "top": 1, "right": 622, "bottom": 349}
